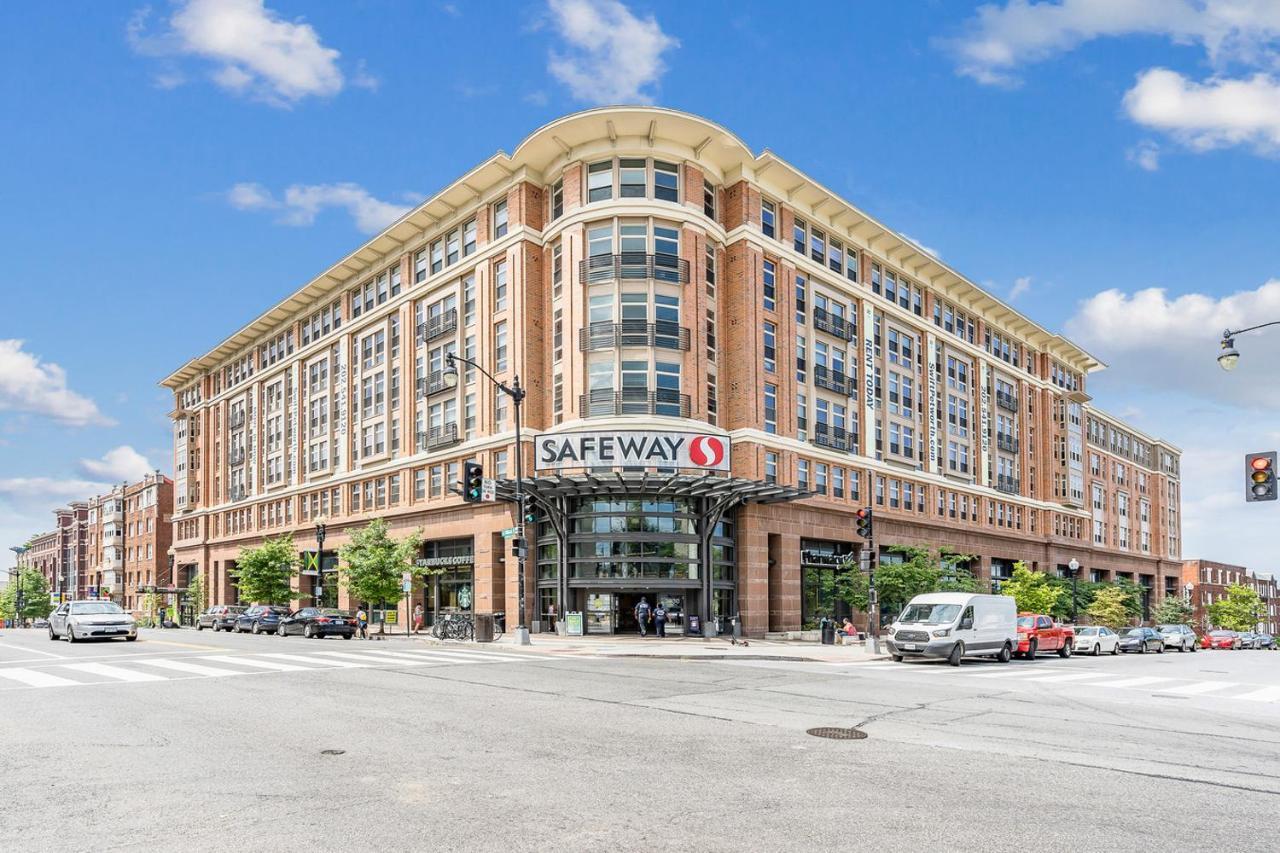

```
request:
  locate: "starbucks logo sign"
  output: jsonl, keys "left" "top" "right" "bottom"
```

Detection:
{"left": 458, "top": 585, "right": 472, "bottom": 609}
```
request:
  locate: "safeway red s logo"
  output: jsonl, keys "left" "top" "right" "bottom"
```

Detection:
{"left": 688, "top": 435, "right": 725, "bottom": 467}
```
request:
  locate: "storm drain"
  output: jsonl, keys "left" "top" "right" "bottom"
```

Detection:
{"left": 806, "top": 727, "right": 868, "bottom": 740}
{"left": 320, "top": 749, "right": 346, "bottom": 755}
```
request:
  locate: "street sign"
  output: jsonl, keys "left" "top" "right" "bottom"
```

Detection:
{"left": 402, "top": 581, "right": 412, "bottom": 593}
{"left": 481, "top": 477, "right": 496, "bottom": 502}
{"left": 501, "top": 526, "right": 521, "bottom": 539}
{"left": 401, "top": 571, "right": 412, "bottom": 585}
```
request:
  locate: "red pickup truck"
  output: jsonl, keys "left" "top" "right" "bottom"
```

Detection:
{"left": 1016, "top": 613, "right": 1074, "bottom": 659}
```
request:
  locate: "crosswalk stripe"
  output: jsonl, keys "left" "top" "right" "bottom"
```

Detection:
{"left": 1237, "top": 686, "right": 1280, "bottom": 702}
{"left": 405, "top": 648, "right": 546, "bottom": 662}
{"left": 1021, "top": 672, "right": 1114, "bottom": 683}
{"left": 0, "top": 667, "right": 80, "bottom": 688}
{"left": 257, "top": 653, "right": 366, "bottom": 668}
{"left": 308, "top": 650, "right": 435, "bottom": 665}
{"left": 392, "top": 649, "right": 514, "bottom": 663}
{"left": 970, "top": 668, "right": 1049, "bottom": 679}
{"left": 202, "top": 655, "right": 309, "bottom": 672}
{"left": 1095, "top": 676, "right": 1172, "bottom": 689}
{"left": 61, "top": 662, "right": 167, "bottom": 683}
{"left": 325, "top": 648, "right": 439, "bottom": 662}
{"left": 132, "top": 659, "right": 243, "bottom": 677}
{"left": 1159, "top": 681, "right": 1239, "bottom": 696}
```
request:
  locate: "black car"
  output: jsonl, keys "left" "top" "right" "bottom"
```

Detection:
{"left": 1119, "top": 627, "right": 1165, "bottom": 654}
{"left": 235, "top": 605, "right": 290, "bottom": 634}
{"left": 277, "top": 607, "right": 356, "bottom": 639}
{"left": 197, "top": 605, "right": 247, "bottom": 632}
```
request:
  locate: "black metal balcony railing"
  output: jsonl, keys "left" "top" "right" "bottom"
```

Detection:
{"left": 418, "top": 423, "right": 461, "bottom": 452}
{"left": 580, "top": 388, "right": 691, "bottom": 418}
{"left": 813, "top": 364, "right": 854, "bottom": 396}
{"left": 230, "top": 486, "right": 246, "bottom": 501}
{"left": 578, "top": 321, "right": 690, "bottom": 352}
{"left": 417, "top": 308, "right": 458, "bottom": 343}
{"left": 579, "top": 252, "right": 690, "bottom": 285}
{"left": 812, "top": 307, "right": 856, "bottom": 342}
{"left": 229, "top": 412, "right": 246, "bottom": 429}
{"left": 996, "top": 390, "right": 1018, "bottom": 412}
{"left": 813, "top": 422, "right": 852, "bottom": 452}
{"left": 227, "top": 448, "right": 245, "bottom": 466}
{"left": 997, "top": 433, "right": 1019, "bottom": 454}
{"left": 996, "top": 476, "right": 1021, "bottom": 495}
{"left": 416, "top": 371, "right": 453, "bottom": 398}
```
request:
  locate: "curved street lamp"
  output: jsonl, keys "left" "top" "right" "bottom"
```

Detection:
{"left": 1218, "top": 322, "right": 1280, "bottom": 371}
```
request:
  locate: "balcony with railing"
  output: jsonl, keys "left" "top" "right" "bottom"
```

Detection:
{"left": 229, "top": 411, "right": 246, "bottom": 430}
{"left": 416, "top": 371, "right": 453, "bottom": 399}
{"left": 579, "top": 388, "right": 691, "bottom": 418}
{"left": 996, "top": 476, "right": 1020, "bottom": 495}
{"left": 996, "top": 390, "right": 1018, "bottom": 412}
{"left": 580, "top": 252, "right": 690, "bottom": 285}
{"left": 418, "top": 423, "right": 461, "bottom": 452}
{"left": 996, "top": 433, "right": 1019, "bottom": 454}
{"left": 579, "top": 321, "right": 690, "bottom": 352}
{"left": 230, "top": 485, "right": 247, "bottom": 502}
{"left": 227, "top": 448, "right": 245, "bottom": 466}
{"left": 417, "top": 309, "right": 458, "bottom": 344}
{"left": 813, "top": 364, "right": 854, "bottom": 396}
{"left": 812, "top": 307, "right": 855, "bottom": 342}
{"left": 813, "top": 422, "right": 853, "bottom": 452}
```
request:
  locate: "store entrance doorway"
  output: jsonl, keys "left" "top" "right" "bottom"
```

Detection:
{"left": 614, "top": 592, "right": 686, "bottom": 636}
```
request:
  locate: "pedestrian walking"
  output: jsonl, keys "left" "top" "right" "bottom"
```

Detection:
{"left": 653, "top": 602, "right": 667, "bottom": 638}
{"left": 634, "top": 597, "right": 652, "bottom": 637}
{"left": 356, "top": 606, "right": 369, "bottom": 639}
{"left": 412, "top": 604, "right": 425, "bottom": 634}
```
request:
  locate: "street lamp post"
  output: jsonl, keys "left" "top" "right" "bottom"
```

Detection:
{"left": 1218, "top": 321, "right": 1280, "bottom": 371}
{"left": 166, "top": 546, "right": 175, "bottom": 627}
{"left": 313, "top": 515, "right": 328, "bottom": 608}
{"left": 1067, "top": 558, "right": 1081, "bottom": 623}
{"left": 9, "top": 545, "right": 28, "bottom": 628}
{"left": 443, "top": 352, "right": 530, "bottom": 646}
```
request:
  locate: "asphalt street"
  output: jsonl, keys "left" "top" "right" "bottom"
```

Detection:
{"left": 1, "top": 627, "right": 1277, "bottom": 852}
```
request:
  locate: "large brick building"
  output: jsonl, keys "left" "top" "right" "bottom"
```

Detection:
{"left": 17, "top": 503, "right": 89, "bottom": 601}
{"left": 1181, "top": 559, "right": 1279, "bottom": 635}
{"left": 84, "top": 473, "right": 175, "bottom": 613}
{"left": 161, "top": 107, "right": 1182, "bottom": 637}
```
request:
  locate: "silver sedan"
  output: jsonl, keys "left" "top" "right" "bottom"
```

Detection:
{"left": 48, "top": 601, "right": 138, "bottom": 642}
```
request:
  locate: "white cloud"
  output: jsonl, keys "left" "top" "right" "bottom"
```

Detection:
{"left": 226, "top": 181, "right": 416, "bottom": 233}
{"left": 78, "top": 446, "right": 155, "bottom": 483}
{"left": 1009, "top": 275, "right": 1033, "bottom": 301}
{"left": 545, "top": 0, "right": 679, "bottom": 104}
{"left": 0, "top": 340, "right": 113, "bottom": 428}
{"left": 0, "top": 477, "right": 110, "bottom": 502}
{"left": 1126, "top": 139, "right": 1161, "bottom": 170}
{"left": 128, "top": 0, "right": 350, "bottom": 107}
{"left": 1123, "top": 68, "right": 1280, "bottom": 153}
{"left": 901, "top": 234, "right": 940, "bottom": 258}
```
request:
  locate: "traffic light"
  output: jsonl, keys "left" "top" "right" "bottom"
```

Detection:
{"left": 855, "top": 507, "right": 874, "bottom": 540}
{"left": 462, "top": 461, "right": 484, "bottom": 503}
{"left": 1246, "top": 451, "right": 1277, "bottom": 502}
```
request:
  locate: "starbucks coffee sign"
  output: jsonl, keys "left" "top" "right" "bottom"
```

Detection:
{"left": 535, "top": 429, "right": 730, "bottom": 472}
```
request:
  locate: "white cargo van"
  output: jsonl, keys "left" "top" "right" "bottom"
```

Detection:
{"left": 885, "top": 593, "right": 1017, "bottom": 666}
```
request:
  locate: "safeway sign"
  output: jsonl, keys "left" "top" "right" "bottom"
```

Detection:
{"left": 535, "top": 430, "right": 730, "bottom": 472}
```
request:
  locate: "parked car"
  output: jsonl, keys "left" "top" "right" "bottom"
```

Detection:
{"left": 1203, "top": 630, "right": 1240, "bottom": 650}
{"left": 235, "top": 605, "right": 290, "bottom": 634}
{"left": 1256, "top": 633, "right": 1276, "bottom": 650}
{"left": 32, "top": 617, "right": 50, "bottom": 629}
{"left": 1156, "top": 623, "right": 1198, "bottom": 652}
{"left": 1072, "top": 625, "right": 1120, "bottom": 656}
{"left": 1016, "top": 613, "right": 1074, "bottom": 659}
{"left": 1238, "top": 631, "right": 1259, "bottom": 649}
{"left": 1118, "top": 627, "right": 1165, "bottom": 653}
{"left": 886, "top": 593, "right": 1018, "bottom": 666}
{"left": 196, "top": 605, "right": 247, "bottom": 631}
{"left": 277, "top": 607, "right": 356, "bottom": 639}
{"left": 47, "top": 600, "right": 137, "bottom": 642}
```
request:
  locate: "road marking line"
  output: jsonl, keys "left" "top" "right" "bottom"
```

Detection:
{"left": 1021, "top": 672, "right": 1115, "bottom": 683}
{"left": 0, "top": 667, "right": 80, "bottom": 688}
{"left": 257, "top": 653, "right": 367, "bottom": 668}
{"left": 0, "top": 644, "right": 66, "bottom": 660}
{"left": 1160, "top": 681, "right": 1239, "bottom": 696}
{"left": 406, "top": 648, "right": 551, "bottom": 662}
{"left": 1237, "top": 686, "right": 1280, "bottom": 702}
{"left": 202, "top": 655, "right": 309, "bottom": 672}
{"left": 308, "top": 650, "right": 437, "bottom": 665}
{"left": 60, "top": 662, "right": 167, "bottom": 683}
{"left": 131, "top": 659, "right": 242, "bottom": 677}
{"left": 1097, "top": 676, "right": 1173, "bottom": 689}
{"left": 969, "top": 668, "right": 1053, "bottom": 679}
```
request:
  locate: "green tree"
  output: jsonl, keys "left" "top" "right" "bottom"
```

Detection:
{"left": 1151, "top": 594, "right": 1194, "bottom": 625}
{"left": 233, "top": 534, "right": 299, "bottom": 605}
{"left": 187, "top": 570, "right": 208, "bottom": 615}
{"left": 875, "top": 547, "right": 943, "bottom": 615}
{"left": 1206, "top": 584, "right": 1264, "bottom": 631}
{"left": 338, "top": 519, "right": 426, "bottom": 633}
{"left": 835, "top": 556, "right": 870, "bottom": 613}
{"left": 937, "top": 549, "right": 979, "bottom": 593}
{"left": 1086, "top": 586, "right": 1133, "bottom": 629}
{"left": 1113, "top": 578, "right": 1145, "bottom": 620}
{"left": 999, "top": 562, "right": 1062, "bottom": 614}
{"left": 0, "top": 568, "right": 54, "bottom": 623}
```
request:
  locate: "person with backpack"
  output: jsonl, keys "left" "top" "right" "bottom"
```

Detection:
{"left": 634, "top": 597, "right": 652, "bottom": 637}
{"left": 653, "top": 602, "right": 667, "bottom": 638}
{"left": 356, "top": 606, "right": 369, "bottom": 639}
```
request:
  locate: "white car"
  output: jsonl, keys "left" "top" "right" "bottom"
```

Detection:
{"left": 48, "top": 601, "right": 137, "bottom": 642}
{"left": 1072, "top": 625, "right": 1120, "bottom": 656}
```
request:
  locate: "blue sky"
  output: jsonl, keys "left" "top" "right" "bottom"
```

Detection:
{"left": 3, "top": 0, "right": 1280, "bottom": 570}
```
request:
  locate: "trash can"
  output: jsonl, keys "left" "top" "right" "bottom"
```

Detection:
{"left": 732, "top": 614, "right": 743, "bottom": 640}
{"left": 474, "top": 613, "right": 495, "bottom": 643}
{"left": 820, "top": 617, "right": 835, "bottom": 645}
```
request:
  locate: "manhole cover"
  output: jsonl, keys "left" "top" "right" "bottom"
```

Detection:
{"left": 320, "top": 749, "right": 346, "bottom": 755}
{"left": 806, "top": 727, "right": 868, "bottom": 740}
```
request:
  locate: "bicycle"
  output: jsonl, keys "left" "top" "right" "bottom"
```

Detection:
{"left": 431, "top": 613, "right": 474, "bottom": 641}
